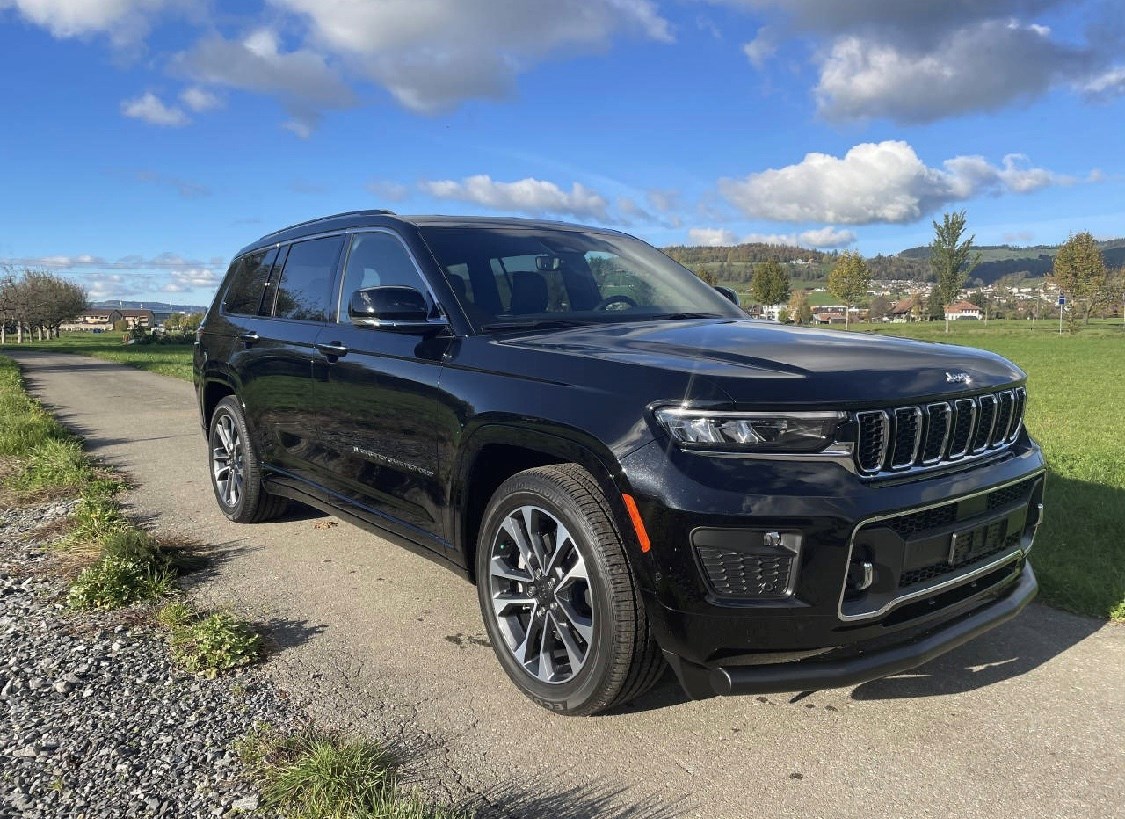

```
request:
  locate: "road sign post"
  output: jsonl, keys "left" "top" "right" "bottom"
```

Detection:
{"left": 1058, "top": 294, "right": 1066, "bottom": 335}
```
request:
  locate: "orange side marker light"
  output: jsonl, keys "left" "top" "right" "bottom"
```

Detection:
{"left": 621, "top": 493, "right": 651, "bottom": 554}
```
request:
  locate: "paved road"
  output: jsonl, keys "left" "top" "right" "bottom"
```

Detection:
{"left": 7, "top": 350, "right": 1125, "bottom": 819}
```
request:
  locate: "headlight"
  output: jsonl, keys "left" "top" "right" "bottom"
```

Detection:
{"left": 654, "top": 408, "right": 847, "bottom": 453}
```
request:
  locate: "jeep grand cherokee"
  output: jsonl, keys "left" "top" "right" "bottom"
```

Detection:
{"left": 193, "top": 211, "right": 1045, "bottom": 715}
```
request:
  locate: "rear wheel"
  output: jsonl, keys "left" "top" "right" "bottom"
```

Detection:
{"left": 208, "top": 396, "right": 287, "bottom": 523}
{"left": 476, "top": 464, "right": 664, "bottom": 715}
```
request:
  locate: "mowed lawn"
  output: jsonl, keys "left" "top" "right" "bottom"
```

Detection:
{"left": 10, "top": 332, "right": 195, "bottom": 381}
{"left": 5, "top": 322, "right": 1124, "bottom": 620}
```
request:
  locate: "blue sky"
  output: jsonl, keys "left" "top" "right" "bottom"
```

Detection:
{"left": 1, "top": 0, "right": 1123, "bottom": 305}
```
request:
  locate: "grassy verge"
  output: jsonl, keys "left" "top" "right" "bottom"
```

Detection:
{"left": 5, "top": 332, "right": 194, "bottom": 381}
{"left": 238, "top": 727, "right": 469, "bottom": 819}
{"left": 850, "top": 320, "right": 1125, "bottom": 621}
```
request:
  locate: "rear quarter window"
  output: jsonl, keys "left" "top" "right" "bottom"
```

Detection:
{"left": 222, "top": 248, "right": 276, "bottom": 315}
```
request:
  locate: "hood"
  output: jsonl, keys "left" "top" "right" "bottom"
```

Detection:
{"left": 500, "top": 319, "right": 1024, "bottom": 407}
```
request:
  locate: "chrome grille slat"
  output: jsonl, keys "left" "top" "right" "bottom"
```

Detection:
{"left": 890, "top": 407, "right": 923, "bottom": 468}
{"left": 854, "top": 386, "right": 1026, "bottom": 478}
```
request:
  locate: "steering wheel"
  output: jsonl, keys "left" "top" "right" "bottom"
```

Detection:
{"left": 594, "top": 294, "right": 638, "bottom": 312}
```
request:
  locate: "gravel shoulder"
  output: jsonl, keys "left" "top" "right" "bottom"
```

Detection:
{"left": 1, "top": 502, "right": 301, "bottom": 819}
{"left": 5, "top": 350, "right": 1125, "bottom": 819}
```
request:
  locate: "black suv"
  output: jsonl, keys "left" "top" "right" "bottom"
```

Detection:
{"left": 194, "top": 211, "right": 1045, "bottom": 715}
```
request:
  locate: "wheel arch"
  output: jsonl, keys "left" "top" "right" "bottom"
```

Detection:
{"left": 454, "top": 424, "right": 643, "bottom": 585}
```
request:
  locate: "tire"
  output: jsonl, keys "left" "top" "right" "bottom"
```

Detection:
{"left": 207, "top": 396, "right": 288, "bottom": 523}
{"left": 475, "top": 464, "right": 665, "bottom": 715}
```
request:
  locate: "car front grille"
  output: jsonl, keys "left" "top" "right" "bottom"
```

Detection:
{"left": 853, "top": 387, "right": 1026, "bottom": 476}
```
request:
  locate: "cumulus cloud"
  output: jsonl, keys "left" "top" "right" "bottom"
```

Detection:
{"left": 816, "top": 22, "right": 1090, "bottom": 123}
{"left": 795, "top": 226, "right": 856, "bottom": 247}
{"left": 120, "top": 92, "right": 188, "bottom": 126}
{"left": 687, "top": 225, "right": 855, "bottom": 248}
{"left": 720, "top": 0, "right": 1116, "bottom": 122}
{"left": 270, "top": 0, "right": 672, "bottom": 112}
{"left": 421, "top": 175, "right": 610, "bottom": 221}
{"left": 0, "top": 0, "right": 164, "bottom": 41}
{"left": 162, "top": 268, "right": 218, "bottom": 292}
{"left": 179, "top": 86, "right": 221, "bottom": 112}
{"left": 719, "top": 140, "right": 1073, "bottom": 225}
{"left": 177, "top": 28, "right": 355, "bottom": 135}
{"left": 1080, "top": 66, "right": 1125, "bottom": 99}
{"left": 687, "top": 228, "right": 738, "bottom": 247}
{"left": 743, "top": 27, "right": 777, "bottom": 68}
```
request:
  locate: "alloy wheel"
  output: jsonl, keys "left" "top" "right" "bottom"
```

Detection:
{"left": 487, "top": 504, "right": 594, "bottom": 684}
{"left": 211, "top": 412, "right": 245, "bottom": 509}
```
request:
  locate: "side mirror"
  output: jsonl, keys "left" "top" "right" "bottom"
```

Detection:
{"left": 715, "top": 285, "right": 740, "bottom": 307}
{"left": 348, "top": 286, "right": 446, "bottom": 333}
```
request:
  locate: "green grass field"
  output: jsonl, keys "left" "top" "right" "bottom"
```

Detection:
{"left": 7, "top": 332, "right": 195, "bottom": 381}
{"left": 5, "top": 323, "right": 1123, "bottom": 620}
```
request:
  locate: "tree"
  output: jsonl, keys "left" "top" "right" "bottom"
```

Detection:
{"left": 750, "top": 259, "right": 791, "bottom": 307}
{"left": 1050, "top": 232, "right": 1109, "bottom": 325}
{"left": 827, "top": 251, "right": 870, "bottom": 329}
{"left": 787, "top": 289, "right": 813, "bottom": 325}
{"left": 694, "top": 267, "right": 718, "bottom": 286}
{"left": 0, "top": 270, "right": 86, "bottom": 343}
{"left": 930, "top": 211, "right": 980, "bottom": 333}
{"left": 867, "top": 294, "right": 890, "bottom": 322}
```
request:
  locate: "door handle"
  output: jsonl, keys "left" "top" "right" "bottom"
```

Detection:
{"left": 315, "top": 341, "right": 348, "bottom": 359}
{"left": 238, "top": 331, "right": 259, "bottom": 344}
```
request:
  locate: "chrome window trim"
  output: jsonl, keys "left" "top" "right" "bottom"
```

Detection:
{"left": 836, "top": 470, "right": 1045, "bottom": 622}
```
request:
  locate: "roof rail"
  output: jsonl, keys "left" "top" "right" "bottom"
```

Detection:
{"left": 257, "top": 210, "right": 397, "bottom": 243}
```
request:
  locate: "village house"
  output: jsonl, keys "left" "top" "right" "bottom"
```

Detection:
{"left": 944, "top": 300, "right": 983, "bottom": 321}
{"left": 60, "top": 308, "right": 155, "bottom": 332}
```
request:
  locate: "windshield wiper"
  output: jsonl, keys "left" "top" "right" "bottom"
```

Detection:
{"left": 480, "top": 318, "right": 592, "bottom": 333}
{"left": 647, "top": 312, "right": 724, "bottom": 321}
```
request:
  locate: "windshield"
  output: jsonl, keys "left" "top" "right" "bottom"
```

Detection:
{"left": 418, "top": 225, "right": 744, "bottom": 332}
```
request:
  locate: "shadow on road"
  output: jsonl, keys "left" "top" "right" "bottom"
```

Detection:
{"left": 851, "top": 602, "right": 1103, "bottom": 700}
{"left": 470, "top": 779, "right": 690, "bottom": 819}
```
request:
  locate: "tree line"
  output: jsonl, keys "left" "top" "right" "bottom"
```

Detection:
{"left": 0, "top": 269, "right": 87, "bottom": 344}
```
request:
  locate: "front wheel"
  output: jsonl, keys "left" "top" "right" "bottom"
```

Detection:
{"left": 208, "top": 396, "right": 287, "bottom": 523}
{"left": 476, "top": 464, "right": 664, "bottom": 715}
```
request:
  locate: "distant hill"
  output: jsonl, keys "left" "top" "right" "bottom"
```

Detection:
{"left": 664, "top": 237, "right": 1125, "bottom": 287}
{"left": 92, "top": 300, "right": 208, "bottom": 314}
{"left": 896, "top": 238, "right": 1125, "bottom": 285}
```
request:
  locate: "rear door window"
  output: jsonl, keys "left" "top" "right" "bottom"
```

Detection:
{"left": 222, "top": 248, "right": 276, "bottom": 315}
{"left": 270, "top": 236, "right": 345, "bottom": 322}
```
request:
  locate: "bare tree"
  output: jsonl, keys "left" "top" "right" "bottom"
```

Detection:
{"left": 0, "top": 269, "right": 87, "bottom": 343}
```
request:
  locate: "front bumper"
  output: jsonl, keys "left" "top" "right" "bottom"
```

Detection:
{"left": 618, "top": 432, "right": 1046, "bottom": 695}
{"left": 664, "top": 561, "right": 1036, "bottom": 697}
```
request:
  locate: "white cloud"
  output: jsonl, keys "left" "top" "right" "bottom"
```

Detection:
{"left": 0, "top": 0, "right": 163, "bottom": 40}
{"left": 1080, "top": 66, "right": 1125, "bottom": 98}
{"left": 720, "top": 140, "right": 1072, "bottom": 225}
{"left": 816, "top": 22, "right": 1088, "bottom": 123}
{"left": 796, "top": 226, "right": 857, "bottom": 247}
{"left": 4, "top": 252, "right": 221, "bottom": 271}
{"left": 120, "top": 92, "right": 189, "bottom": 126}
{"left": 270, "top": 0, "right": 672, "bottom": 113}
{"left": 180, "top": 86, "right": 221, "bottom": 112}
{"left": 421, "top": 175, "right": 610, "bottom": 221}
{"left": 743, "top": 27, "right": 777, "bottom": 68}
{"left": 688, "top": 228, "right": 738, "bottom": 247}
{"left": 178, "top": 29, "right": 354, "bottom": 135}
{"left": 162, "top": 268, "right": 218, "bottom": 292}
